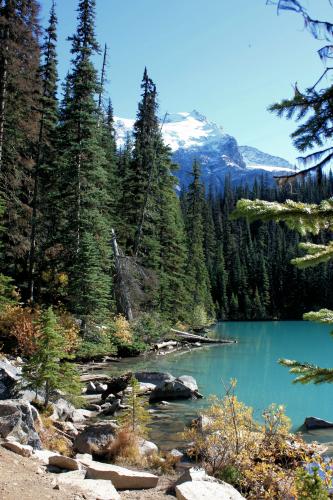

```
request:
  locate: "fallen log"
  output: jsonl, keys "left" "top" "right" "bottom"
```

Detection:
{"left": 170, "top": 328, "right": 237, "bottom": 344}
{"left": 153, "top": 340, "right": 178, "bottom": 350}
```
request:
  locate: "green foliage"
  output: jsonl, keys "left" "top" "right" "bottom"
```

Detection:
{"left": 0, "top": 274, "right": 16, "bottom": 313}
{"left": 295, "top": 467, "right": 330, "bottom": 500}
{"left": 23, "top": 306, "right": 81, "bottom": 406}
{"left": 131, "top": 312, "right": 170, "bottom": 345}
{"left": 119, "top": 376, "right": 150, "bottom": 436}
{"left": 190, "top": 305, "right": 209, "bottom": 330}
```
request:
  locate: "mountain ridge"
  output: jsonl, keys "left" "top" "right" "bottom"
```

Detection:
{"left": 114, "top": 111, "right": 295, "bottom": 190}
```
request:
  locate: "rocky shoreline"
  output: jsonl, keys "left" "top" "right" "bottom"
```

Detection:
{"left": 0, "top": 355, "right": 248, "bottom": 499}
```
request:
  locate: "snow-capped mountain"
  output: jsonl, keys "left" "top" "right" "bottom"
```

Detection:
{"left": 114, "top": 111, "right": 294, "bottom": 191}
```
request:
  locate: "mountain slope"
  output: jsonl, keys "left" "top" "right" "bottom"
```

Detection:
{"left": 114, "top": 111, "right": 294, "bottom": 190}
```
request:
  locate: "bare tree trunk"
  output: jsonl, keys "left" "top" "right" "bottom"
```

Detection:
{"left": 111, "top": 228, "right": 133, "bottom": 321}
{"left": 98, "top": 43, "right": 107, "bottom": 114}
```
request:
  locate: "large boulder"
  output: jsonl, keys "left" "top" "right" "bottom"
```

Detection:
{"left": 176, "top": 375, "right": 198, "bottom": 392}
{"left": 0, "top": 358, "right": 21, "bottom": 400}
{"left": 73, "top": 421, "right": 118, "bottom": 454}
{"left": 135, "top": 371, "right": 174, "bottom": 385}
{"left": 304, "top": 416, "right": 333, "bottom": 430}
{"left": 86, "top": 462, "right": 159, "bottom": 489}
{"left": 149, "top": 379, "right": 194, "bottom": 403}
{"left": 57, "top": 470, "right": 120, "bottom": 500}
{"left": 175, "top": 481, "right": 245, "bottom": 500}
{"left": 0, "top": 399, "right": 41, "bottom": 449}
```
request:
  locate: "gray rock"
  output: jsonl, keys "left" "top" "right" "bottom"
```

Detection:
{"left": 0, "top": 358, "right": 21, "bottom": 400}
{"left": 51, "top": 398, "right": 76, "bottom": 422}
{"left": 176, "top": 375, "right": 198, "bottom": 392}
{"left": 73, "top": 421, "right": 118, "bottom": 455}
{"left": 175, "top": 480, "right": 245, "bottom": 500}
{"left": 135, "top": 371, "right": 174, "bottom": 385}
{"left": 0, "top": 399, "right": 41, "bottom": 449}
{"left": 149, "top": 380, "right": 194, "bottom": 403}
{"left": 72, "top": 408, "right": 97, "bottom": 423}
{"left": 138, "top": 439, "right": 158, "bottom": 457}
{"left": 176, "top": 467, "right": 217, "bottom": 486}
{"left": 304, "top": 416, "right": 333, "bottom": 430}
{"left": 170, "top": 449, "right": 184, "bottom": 461}
{"left": 86, "top": 462, "right": 159, "bottom": 489}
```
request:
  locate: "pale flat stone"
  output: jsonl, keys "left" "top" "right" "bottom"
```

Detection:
{"left": 86, "top": 462, "right": 158, "bottom": 489}
{"left": 57, "top": 470, "right": 120, "bottom": 500}
{"left": 2, "top": 441, "right": 33, "bottom": 457}
{"left": 33, "top": 449, "right": 59, "bottom": 465}
{"left": 176, "top": 481, "right": 245, "bottom": 500}
{"left": 49, "top": 454, "right": 81, "bottom": 470}
{"left": 75, "top": 452, "right": 93, "bottom": 467}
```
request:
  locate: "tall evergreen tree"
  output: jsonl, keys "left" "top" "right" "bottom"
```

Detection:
{"left": 0, "top": 0, "right": 42, "bottom": 296}
{"left": 28, "top": 0, "right": 59, "bottom": 303}
{"left": 57, "top": 0, "right": 112, "bottom": 325}
{"left": 184, "top": 161, "right": 214, "bottom": 319}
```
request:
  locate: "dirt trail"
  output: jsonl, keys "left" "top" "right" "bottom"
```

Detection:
{"left": 0, "top": 447, "right": 175, "bottom": 499}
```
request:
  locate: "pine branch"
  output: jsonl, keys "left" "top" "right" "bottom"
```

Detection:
{"left": 303, "top": 308, "right": 333, "bottom": 324}
{"left": 231, "top": 198, "right": 333, "bottom": 235}
{"left": 291, "top": 242, "right": 333, "bottom": 268}
{"left": 279, "top": 358, "right": 333, "bottom": 384}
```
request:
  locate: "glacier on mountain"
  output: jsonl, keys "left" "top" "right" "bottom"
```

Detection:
{"left": 114, "top": 111, "right": 294, "bottom": 191}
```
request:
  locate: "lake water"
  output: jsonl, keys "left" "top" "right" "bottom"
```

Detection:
{"left": 105, "top": 321, "right": 333, "bottom": 449}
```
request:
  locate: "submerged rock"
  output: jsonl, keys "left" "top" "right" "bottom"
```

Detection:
{"left": 304, "top": 416, "right": 333, "bottom": 430}
{"left": 176, "top": 375, "right": 198, "bottom": 392}
{"left": 135, "top": 371, "right": 174, "bottom": 385}
{"left": 149, "top": 379, "right": 194, "bottom": 403}
{"left": 0, "top": 399, "right": 41, "bottom": 449}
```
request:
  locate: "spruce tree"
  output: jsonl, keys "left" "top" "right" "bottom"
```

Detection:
{"left": 57, "top": 0, "right": 112, "bottom": 325}
{"left": 184, "top": 161, "right": 214, "bottom": 321}
{"left": 0, "top": 0, "right": 42, "bottom": 296}
{"left": 28, "top": 0, "right": 59, "bottom": 303}
{"left": 23, "top": 306, "right": 80, "bottom": 407}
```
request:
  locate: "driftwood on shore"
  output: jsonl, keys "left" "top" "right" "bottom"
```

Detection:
{"left": 170, "top": 328, "right": 237, "bottom": 344}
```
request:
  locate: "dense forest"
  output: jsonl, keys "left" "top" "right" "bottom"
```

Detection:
{"left": 0, "top": 0, "right": 332, "bottom": 358}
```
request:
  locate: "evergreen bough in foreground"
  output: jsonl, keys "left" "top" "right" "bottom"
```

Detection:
{"left": 232, "top": 198, "right": 333, "bottom": 384}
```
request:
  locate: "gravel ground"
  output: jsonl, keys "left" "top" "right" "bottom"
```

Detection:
{"left": 0, "top": 446, "right": 177, "bottom": 500}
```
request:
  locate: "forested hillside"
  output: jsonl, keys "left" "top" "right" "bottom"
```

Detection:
{"left": 0, "top": 0, "right": 332, "bottom": 359}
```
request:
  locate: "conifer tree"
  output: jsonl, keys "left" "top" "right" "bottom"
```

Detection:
{"left": 28, "top": 0, "right": 59, "bottom": 303}
{"left": 23, "top": 307, "right": 80, "bottom": 407}
{"left": 57, "top": 0, "right": 112, "bottom": 325}
{"left": 184, "top": 161, "right": 214, "bottom": 320}
{"left": 0, "top": 0, "right": 42, "bottom": 296}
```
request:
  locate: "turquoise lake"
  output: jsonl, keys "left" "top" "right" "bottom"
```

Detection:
{"left": 106, "top": 321, "right": 333, "bottom": 449}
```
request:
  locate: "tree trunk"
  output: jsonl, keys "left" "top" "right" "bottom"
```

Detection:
{"left": 111, "top": 228, "right": 133, "bottom": 321}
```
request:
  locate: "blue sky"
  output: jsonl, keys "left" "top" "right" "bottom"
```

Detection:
{"left": 40, "top": 0, "right": 333, "bottom": 164}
